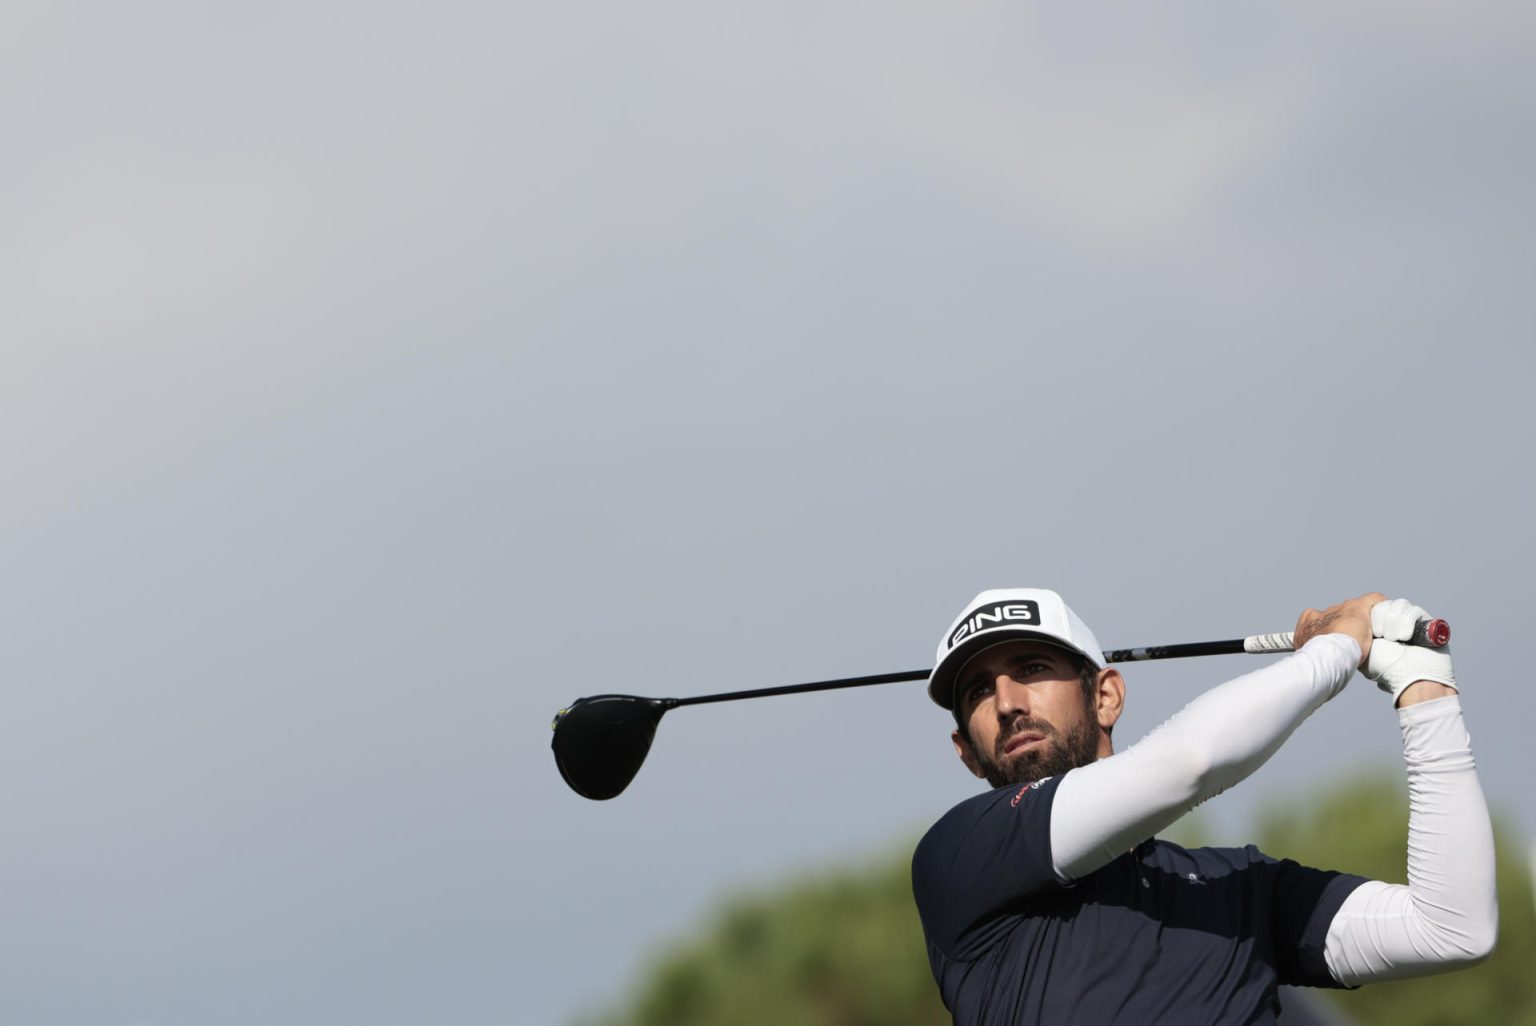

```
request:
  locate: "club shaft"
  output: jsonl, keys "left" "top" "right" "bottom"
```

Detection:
{"left": 670, "top": 643, "right": 1237, "bottom": 705}
{"left": 671, "top": 669, "right": 930, "bottom": 707}
{"left": 1103, "top": 617, "right": 1447, "bottom": 663}
{"left": 1103, "top": 638, "right": 1254, "bottom": 662}
{"left": 664, "top": 619, "right": 1450, "bottom": 705}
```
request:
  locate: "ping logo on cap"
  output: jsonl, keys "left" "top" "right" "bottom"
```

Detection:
{"left": 948, "top": 600, "right": 1041, "bottom": 649}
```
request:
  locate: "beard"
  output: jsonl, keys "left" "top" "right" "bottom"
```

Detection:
{"left": 974, "top": 709, "right": 1101, "bottom": 789}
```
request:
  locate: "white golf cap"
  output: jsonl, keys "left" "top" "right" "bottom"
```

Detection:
{"left": 928, "top": 588, "right": 1106, "bottom": 710}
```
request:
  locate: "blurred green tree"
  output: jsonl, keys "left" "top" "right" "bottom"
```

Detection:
{"left": 584, "top": 779, "right": 1535, "bottom": 1026}
{"left": 579, "top": 847, "right": 948, "bottom": 1026}
{"left": 1256, "top": 775, "right": 1536, "bottom": 1026}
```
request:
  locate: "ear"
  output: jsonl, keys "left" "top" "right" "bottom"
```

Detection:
{"left": 951, "top": 728, "right": 986, "bottom": 779}
{"left": 1094, "top": 667, "right": 1125, "bottom": 727}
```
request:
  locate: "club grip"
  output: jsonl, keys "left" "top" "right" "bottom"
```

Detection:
{"left": 1411, "top": 618, "right": 1451, "bottom": 648}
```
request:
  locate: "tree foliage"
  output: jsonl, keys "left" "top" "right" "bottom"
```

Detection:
{"left": 586, "top": 777, "right": 1536, "bottom": 1026}
{"left": 581, "top": 848, "right": 948, "bottom": 1026}
{"left": 1256, "top": 775, "right": 1536, "bottom": 1026}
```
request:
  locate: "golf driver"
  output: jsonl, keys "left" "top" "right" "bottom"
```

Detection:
{"left": 551, "top": 618, "right": 1450, "bottom": 800}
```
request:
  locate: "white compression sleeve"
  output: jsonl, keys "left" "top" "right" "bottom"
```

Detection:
{"left": 1050, "top": 634, "right": 1360, "bottom": 882}
{"left": 1323, "top": 696, "right": 1497, "bottom": 983}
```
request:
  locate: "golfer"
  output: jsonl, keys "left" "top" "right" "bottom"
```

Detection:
{"left": 911, "top": 589, "right": 1496, "bottom": 1025}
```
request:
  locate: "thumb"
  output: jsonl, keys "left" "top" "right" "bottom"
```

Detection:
{"left": 1365, "top": 638, "right": 1408, "bottom": 683}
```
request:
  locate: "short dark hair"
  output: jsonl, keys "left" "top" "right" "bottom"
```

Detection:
{"left": 954, "top": 655, "right": 1104, "bottom": 748}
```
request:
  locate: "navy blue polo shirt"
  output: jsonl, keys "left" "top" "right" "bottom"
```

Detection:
{"left": 911, "top": 774, "right": 1368, "bottom": 1025}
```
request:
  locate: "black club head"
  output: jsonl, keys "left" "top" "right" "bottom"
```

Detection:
{"left": 551, "top": 695, "right": 671, "bottom": 800}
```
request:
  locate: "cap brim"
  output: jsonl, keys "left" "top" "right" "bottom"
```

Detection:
{"left": 927, "top": 630, "right": 1094, "bottom": 710}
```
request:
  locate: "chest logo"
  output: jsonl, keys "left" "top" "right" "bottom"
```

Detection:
{"left": 1010, "top": 777, "right": 1051, "bottom": 807}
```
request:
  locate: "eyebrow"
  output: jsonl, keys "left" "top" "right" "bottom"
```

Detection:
{"left": 960, "top": 652, "right": 1065, "bottom": 695}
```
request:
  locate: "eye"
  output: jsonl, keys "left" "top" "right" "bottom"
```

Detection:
{"left": 962, "top": 678, "right": 994, "bottom": 706}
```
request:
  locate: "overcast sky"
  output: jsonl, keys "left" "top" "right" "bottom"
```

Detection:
{"left": 3, "top": 3, "right": 1533, "bottom": 1025}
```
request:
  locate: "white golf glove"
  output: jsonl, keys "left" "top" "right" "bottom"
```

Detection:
{"left": 1363, "top": 598, "right": 1456, "bottom": 701}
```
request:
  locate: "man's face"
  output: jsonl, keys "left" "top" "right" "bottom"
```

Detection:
{"left": 951, "top": 639, "right": 1106, "bottom": 788}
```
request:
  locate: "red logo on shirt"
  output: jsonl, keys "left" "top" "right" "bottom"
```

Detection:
{"left": 1010, "top": 777, "right": 1052, "bottom": 807}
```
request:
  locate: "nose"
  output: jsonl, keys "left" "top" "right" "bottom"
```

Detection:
{"left": 993, "top": 674, "right": 1031, "bottom": 718}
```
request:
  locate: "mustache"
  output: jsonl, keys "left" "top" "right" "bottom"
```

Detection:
{"left": 993, "top": 716, "right": 1060, "bottom": 759}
